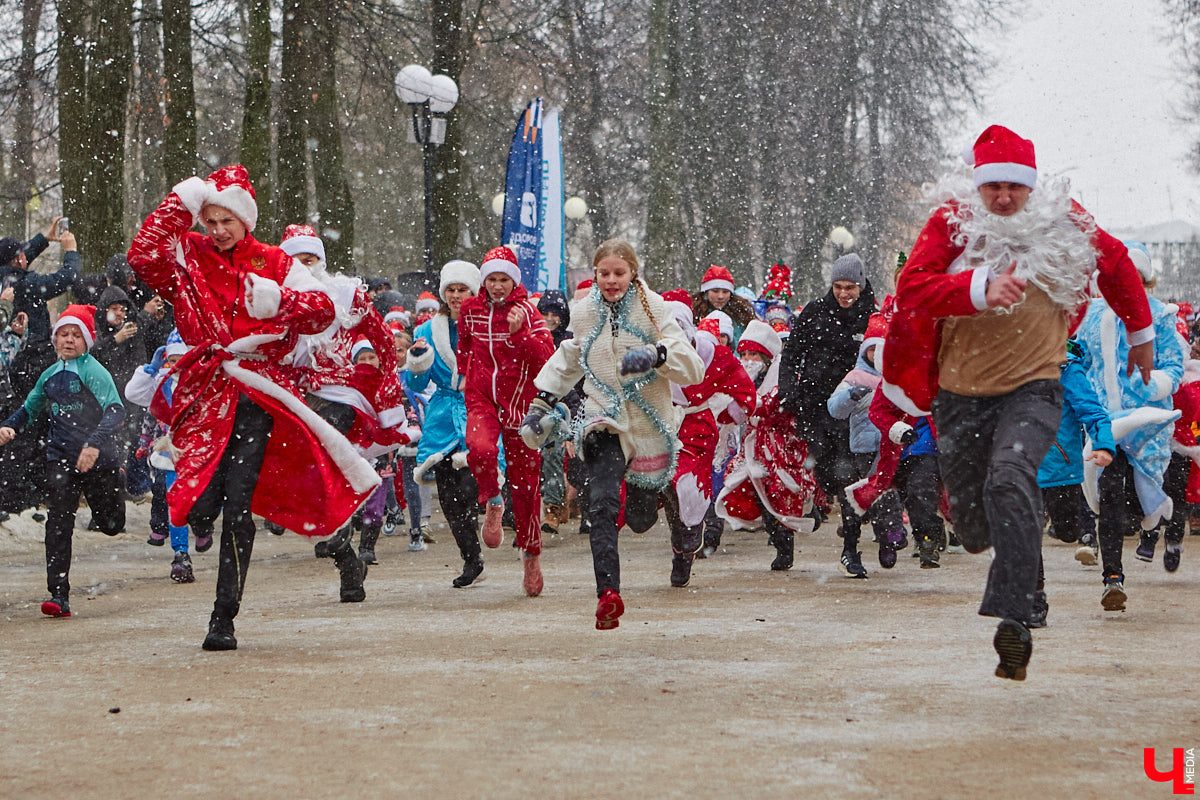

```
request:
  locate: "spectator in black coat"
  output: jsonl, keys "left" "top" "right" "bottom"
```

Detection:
{"left": 777, "top": 253, "right": 876, "bottom": 523}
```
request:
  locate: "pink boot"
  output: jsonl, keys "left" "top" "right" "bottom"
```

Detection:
{"left": 481, "top": 500, "right": 504, "bottom": 549}
{"left": 523, "top": 552, "right": 543, "bottom": 597}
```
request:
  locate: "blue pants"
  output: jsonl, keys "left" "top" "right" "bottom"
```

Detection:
{"left": 151, "top": 467, "right": 191, "bottom": 552}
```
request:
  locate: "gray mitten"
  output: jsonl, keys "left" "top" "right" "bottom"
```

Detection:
{"left": 620, "top": 345, "right": 659, "bottom": 376}
{"left": 519, "top": 397, "right": 555, "bottom": 450}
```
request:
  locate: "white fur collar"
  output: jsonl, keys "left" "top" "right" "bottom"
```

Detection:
{"left": 430, "top": 314, "right": 459, "bottom": 390}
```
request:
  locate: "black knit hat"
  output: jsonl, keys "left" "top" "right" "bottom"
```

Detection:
{"left": 0, "top": 238, "right": 23, "bottom": 267}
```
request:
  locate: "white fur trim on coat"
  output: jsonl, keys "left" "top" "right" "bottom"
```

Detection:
{"left": 1127, "top": 325, "right": 1156, "bottom": 346}
{"left": 245, "top": 274, "right": 282, "bottom": 320}
{"left": 1149, "top": 370, "right": 1175, "bottom": 402}
{"left": 222, "top": 360, "right": 380, "bottom": 495}
{"left": 406, "top": 344, "right": 435, "bottom": 375}
{"left": 881, "top": 379, "right": 930, "bottom": 418}
{"left": 969, "top": 266, "right": 991, "bottom": 311}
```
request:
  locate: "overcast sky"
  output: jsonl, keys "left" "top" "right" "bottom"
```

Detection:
{"left": 957, "top": 0, "right": 1199, "bottom": 230}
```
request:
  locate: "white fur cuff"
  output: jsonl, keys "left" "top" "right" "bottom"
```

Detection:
{"left": 969, "top": 267, "right": 991, "bottom": 311}
{"left": 1149, "top": 370, "right": 1175, "bottom": 402}
{"left": 1127, "top": 325, "right": 1156, "bottom": 346}
{"left": 406, "top": 345, "right": 435, "bottom": 375}
{"left": 888, "top": 421, "right": 914, "bottom": 445}
{"left": 172, "top": 177, "right": 209, "bottom": 219}
{"left": 245, "top": 274, "right": 282, "bottom": 319}
{"left": 377, "top": 406, "right": 407, "bottom": 429}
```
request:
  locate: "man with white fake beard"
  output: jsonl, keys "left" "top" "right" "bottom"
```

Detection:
{"left": 879, "top": 125, "right": 1154, "bottom": 682}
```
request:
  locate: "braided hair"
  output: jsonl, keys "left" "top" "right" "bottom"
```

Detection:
{"left": 593, "top": 239, "right": 659, "bottom": 336}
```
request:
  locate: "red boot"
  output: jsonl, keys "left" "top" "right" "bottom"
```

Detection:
{"left": 481, "top": 500, "right": 504, "bottom": 549}
{"left": 523, "top": 553, "right": 544, "bottom": 597}
{"left": 595, "top": 588, "right": 624, "bottom": 630}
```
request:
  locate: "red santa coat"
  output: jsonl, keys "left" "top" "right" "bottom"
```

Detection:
{"left": 296, "top": 282, "right": 413, "bottom": 451}
{"left": 457, "top": 284, "right": 555, "bottom": 425}
{"left": 882, "top": 199, "right": 1153, "bottom": 416}
{"left": 672, "top": 335, "right": 757, "bottom": 528}
{"left": 128, "top": 191, "right": 379, "bottom": 535}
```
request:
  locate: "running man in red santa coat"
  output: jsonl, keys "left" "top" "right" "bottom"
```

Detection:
{"left": 880, "top": 125, "right": 1154, "bottom": 681}
{"left": 127, "top": 166, "right": 381, "bottom": 651}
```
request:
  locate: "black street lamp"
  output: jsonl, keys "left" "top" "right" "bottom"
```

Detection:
{"left": 395, "top": 64, "right": 459, "bottom": 289}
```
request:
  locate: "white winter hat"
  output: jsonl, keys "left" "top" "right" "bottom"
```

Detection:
{"left": 439, "top": 260, "right": 481, "bottom": 300}
{"left": 666, "top": 300, "right": 696, "bottom": 341}
{"left": 736, "top": 320, "right": 782, "bottom": 360}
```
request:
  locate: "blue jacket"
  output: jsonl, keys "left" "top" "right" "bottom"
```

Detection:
{"left": 827, "top": 348, "right": 882, "bottom": 454}
{"left": 405, "top": 314, "right": 469, "bottom": 480}
{"left": 3, "top": 352, "right": 125, "bottom": 466}
{"left": 1038, "top": 342, "right": 1114, "bottom": 488}
{"left": 901, "top": 417, "right": 937, "bottom": 459}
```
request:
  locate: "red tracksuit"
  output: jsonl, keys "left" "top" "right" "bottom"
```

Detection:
{"left": 457, "top": 284, "right": 555, "bottom": 554}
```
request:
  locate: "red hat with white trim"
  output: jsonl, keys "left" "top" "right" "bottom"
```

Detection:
{"left": 351, "top": 338, "right": 375, "bottom": 360}
{"left": 415, "top": 291, "right": 439, "bottom": 313}
{"left": 965, "top": 125, "right": 1037, "bottom": 190}
{"left": 280, "top": 223, "right": 325, "bottom": 262}
{"left": 54, "top": 304, "right": 97, "bottom": 350}
{"left": 737, "top": 319, "right": 782, "bottom": 360}
{"left": 701, "top": 265, "right": 735, "bottom": 293}
{"left": 204, "top": 165, "right": 259, "bottom": 230}
{"left": 480, "top": 246, "right": 522, "bottom": 286}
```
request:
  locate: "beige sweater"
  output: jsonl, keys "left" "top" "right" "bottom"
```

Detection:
{"left": 534, "top": 282, "right": 704, "bottom": 489}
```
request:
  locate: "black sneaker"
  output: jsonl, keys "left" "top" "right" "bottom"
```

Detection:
{"left": 1164, "top": 542, "right": 1181, "bottom": 573}
{"left": 202, "top": 613, "right": 237, "bottom": 651}
{"left": 993, "top": 618, "right": 1032, "bottom": 681}
{"left": 359, "top": 548, "right": 377, "bottom": 566}
{"left": 452, "top": 557, "right": 485, "bottom": 588}
{"left": 840, "top": 550, "right": 868, "bottom": 579}
{"left": 264, "top": 520, "right": 286, "bottom": 536}
{"left": 670, "top": 553, "right": 694, "bottom": 587}
{"left": 1027, "top": 591, "right": 1048, "bottom": 629}
{"left": 771, "top": 532, "right": 794, "bottom": 571}
{"left": 314, "top": 539, "right": 333, "bottom": 558}
{"left": 1135, "top": 530, "right": 1158, "bottom": 562}
{"left": 918, "top": 536, "right": 940, "bottom": 569}
{"left": 170, "top": 552, "right": 195, "bottom": 583}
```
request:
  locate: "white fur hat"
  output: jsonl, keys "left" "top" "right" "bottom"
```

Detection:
{"left": 440, "top": 260, "right": 480, "bottom": 300}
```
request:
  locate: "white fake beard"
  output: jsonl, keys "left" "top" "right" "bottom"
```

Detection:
{"left": 928, "top": 169, "right": 1097, "bottom": 311}
{"left": 740, "top": 357, "right": 765, "bottom": 383}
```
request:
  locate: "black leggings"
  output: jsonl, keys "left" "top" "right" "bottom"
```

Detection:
{"left": 432, "top": 455, "right": 481, "bottom": 564}
{"left": 583, "top": 431, "right": 659, "bottom": 596}
{"left": 188, "top": 396, "right": 273, "bottom": 620}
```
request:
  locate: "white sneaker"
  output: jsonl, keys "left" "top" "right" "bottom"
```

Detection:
{"left": 408, "top": 530, "right": 427, "bottom": 552}
{"left": 1075, "top": 545, "right": 1098, "bottom": 566}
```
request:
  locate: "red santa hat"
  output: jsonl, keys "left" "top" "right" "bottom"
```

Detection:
{"left": 383, "top": 306, "right": 410, "bottom": 327}
{"left": 204, "top": 165, "right": 259, "bottom": 230}
{"left": 705, "top": 310, "right": 734, "bottom": 341}
{"left": 965, "top": 125, "right": 1037, "bottom": 190}
{"left": 415, "top": 291, "right": 440, "bottom": 313}
{"left": 576, "top": 278, "right": 593, "bottom": 292}
{"left": 701, "top": 265, "right": 735, "bottom": 294}
{"left": 351, "top": 338, "right": 375, "bottom": 361}
{"left": 661, "top": 288, "right": 693, "bottom": 307}
{"left": 53, "top": 304, "right": 97, "bottom": 350}
{"left": 861, "top": 312, "right": 888, "bottom": 358}
{"left": 737, "top": 320, "right": 782, "bottom": 360}
{"left": 697, "top": 317, "right": 721, "bottom": 339}
{"left": 280, "top": 223, "right": 325, "bottom": 262}
{"left": 480, "top": 246, "right": 522, "bottom": 286}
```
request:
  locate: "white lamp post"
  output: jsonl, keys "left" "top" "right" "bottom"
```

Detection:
{"left": 395, "top": 64, "right": 459, "bottom": 285}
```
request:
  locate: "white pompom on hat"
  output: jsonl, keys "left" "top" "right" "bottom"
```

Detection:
{"left": 439, "top": 259, "right": 481, "bottom": 300}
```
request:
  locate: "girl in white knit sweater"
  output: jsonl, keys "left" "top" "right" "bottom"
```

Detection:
{"left": 521, "top": 240, "right": 704, "bottom": 630}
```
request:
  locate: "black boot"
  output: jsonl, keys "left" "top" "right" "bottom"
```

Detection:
{"left": 771, "top": 530, "right": 794, "bottom": 571}
{"left": 452, "top": 557, "right": 485, "bottom": 588}
{"left": 334, "top": 543, "right": 366, "bottom": 602}
{"left": 359, "top": 523, "right": 382, "bottom": 565}
{"left": 670, "top": 551, "right": 695, "bottom": 587}
{"left": 202, "top": 610, "right": 237, "bottom": 651}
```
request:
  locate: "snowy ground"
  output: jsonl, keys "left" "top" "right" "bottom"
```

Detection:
{"left": 0, "top": 501, "right": 1196, "bottom": 798}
